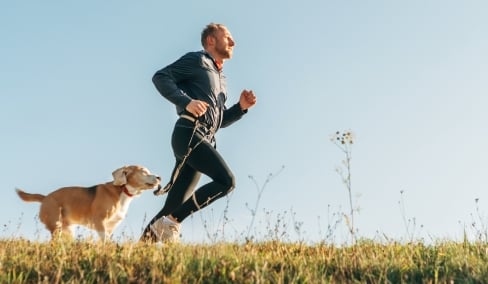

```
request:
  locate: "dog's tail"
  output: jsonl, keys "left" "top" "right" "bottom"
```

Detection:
{"left": 16, "top": 188, "right": 45, "bottom": 203}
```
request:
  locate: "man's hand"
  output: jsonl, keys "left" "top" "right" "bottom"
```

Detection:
{"left": 186, "top": 100, "right": 209, "bottom": 117}
{"left": 239, "top": 90, "right": 257, "bottom": 111}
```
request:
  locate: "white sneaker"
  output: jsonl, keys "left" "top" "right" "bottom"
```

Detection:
{"left": 150, "top": 216, "right": 180, "bottom": 243}
{"left": 162, "top": 216, "right": 181, "bottom": 243}
{"left": 149, "top": 218, "right": 164, "bottom": 241}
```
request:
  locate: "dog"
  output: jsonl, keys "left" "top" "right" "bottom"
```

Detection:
{"left": 16, "top": 165, "right": 161, "bottom": 241}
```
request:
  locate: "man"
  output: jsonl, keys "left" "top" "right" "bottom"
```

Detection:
{"left": 140, "top": 23, "right": 257, "bottom": 243}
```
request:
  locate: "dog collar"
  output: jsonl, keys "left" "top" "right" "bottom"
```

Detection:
{"left": 122, "top": 186, "right": 134, "bottom": 197}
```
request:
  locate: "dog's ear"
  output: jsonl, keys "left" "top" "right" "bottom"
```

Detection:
{"left": 112, "top": 166, "right": 127, "bottom": 186}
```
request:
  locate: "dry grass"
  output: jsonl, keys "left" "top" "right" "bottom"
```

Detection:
{"left": 2, "top": 238, "right": 488, "bottom": 283}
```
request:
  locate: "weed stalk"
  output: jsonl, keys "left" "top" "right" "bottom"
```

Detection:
{"left": 331, "top": 130, "right": 356, "bottom": 244}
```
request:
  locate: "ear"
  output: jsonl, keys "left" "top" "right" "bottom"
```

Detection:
{"left": 206, "top": 35, "right": 216, "bottom": 46}
{"left": 112, "top": 166, "right": 127, "bottom": 186}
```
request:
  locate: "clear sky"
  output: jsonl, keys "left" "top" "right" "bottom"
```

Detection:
{"left": 1, "top": 1, "right": 487, "bottom": 243}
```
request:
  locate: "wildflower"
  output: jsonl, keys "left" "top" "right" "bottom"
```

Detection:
{"left": 331, "top": 130, "right": 355, "bottom": 145}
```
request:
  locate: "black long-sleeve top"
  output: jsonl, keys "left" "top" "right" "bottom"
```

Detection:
{"left": 152, "top": 51, "right": 246, "bottom": 133}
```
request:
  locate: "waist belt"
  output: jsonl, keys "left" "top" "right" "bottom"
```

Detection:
{"left": 180, "top": 114, "right": 197, "bottom": 123}
{"left": 179, "top": 114, "right": 216, "bottom": 139}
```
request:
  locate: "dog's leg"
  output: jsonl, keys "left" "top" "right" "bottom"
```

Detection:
{"left": 48, "top": 208, "right": 74, "bottom": 241}
{"left": 92, "top": 220, "right": 109, "bottom": 242}
{"left": 50, "top": 223, "right": 73, "bottom": 241}
{"left": 97, "top": 231, "right": 107, "bottom": 242}
{"left": 38, "top": 200, "right": 69, "bottom": 241}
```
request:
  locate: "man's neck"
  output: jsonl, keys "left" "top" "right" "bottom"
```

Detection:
{"left": 204, "top": 49, "right": 224, "bottom": 70}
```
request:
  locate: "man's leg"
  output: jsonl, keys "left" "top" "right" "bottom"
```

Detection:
{"left": 170, "top": 138, "right": 235, "bottom": 223}
{"left": 139, "top": 161, "right": 201, "bottom": 242}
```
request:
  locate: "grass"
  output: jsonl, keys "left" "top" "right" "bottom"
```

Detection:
{"left": 2, "top": 238, "right": 488, "bottom": 283}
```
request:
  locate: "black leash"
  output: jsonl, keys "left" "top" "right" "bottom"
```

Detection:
{"left": 153, "top": 116, "right": 212, "bottom": 196}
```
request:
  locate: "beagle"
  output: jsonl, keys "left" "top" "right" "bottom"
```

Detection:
{"left": 16, "top": 165, "right": 161, "bottom": 241}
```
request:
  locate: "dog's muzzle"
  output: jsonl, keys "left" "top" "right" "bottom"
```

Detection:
{"left": 153, "top": 183, "right": 170, "bottom": 196}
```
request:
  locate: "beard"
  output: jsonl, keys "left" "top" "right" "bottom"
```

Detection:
{"left": 215, "top": 43, "right": 233, "bottom": 59}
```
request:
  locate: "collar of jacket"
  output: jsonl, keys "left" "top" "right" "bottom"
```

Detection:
{"left": 202, "top": 50, "right": 223, "bottom": 71}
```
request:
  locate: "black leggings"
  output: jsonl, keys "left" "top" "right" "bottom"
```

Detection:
{"left": 141, "top": 118, "right": 235, "bottom": 240}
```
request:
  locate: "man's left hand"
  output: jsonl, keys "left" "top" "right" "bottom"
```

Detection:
{"left": 239, "top": 89, "right": 257, "bottom": 111}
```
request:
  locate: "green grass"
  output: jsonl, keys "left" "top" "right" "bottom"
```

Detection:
{"left": 2, "top": 239, "right": 488, "bottom": 283}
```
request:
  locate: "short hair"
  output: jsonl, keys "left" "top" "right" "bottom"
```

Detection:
{"left": 201, "top": 23, "right": 226, "bottom": 47}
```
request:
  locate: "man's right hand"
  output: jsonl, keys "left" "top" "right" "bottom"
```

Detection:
{"left": 186, "top": 100, "right": 209, "bottom": 117}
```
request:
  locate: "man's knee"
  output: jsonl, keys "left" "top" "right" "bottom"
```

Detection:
{"left": 222, "top": 171, "right": 236, "bottom": 194}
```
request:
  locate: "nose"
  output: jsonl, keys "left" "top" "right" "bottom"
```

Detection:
{"left": 156, "top": 176, "right": 161, "bottom": 181}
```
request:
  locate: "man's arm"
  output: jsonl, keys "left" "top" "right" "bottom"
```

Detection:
{"left": 152, "top": 53, "right": 196, "bottom": 110}
{"left": 221, "top": 90, "right": 256, "bottom": 128}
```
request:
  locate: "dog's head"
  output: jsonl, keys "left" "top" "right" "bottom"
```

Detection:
{"left": 112, "top": 165, "right": 161, "bottom": 195}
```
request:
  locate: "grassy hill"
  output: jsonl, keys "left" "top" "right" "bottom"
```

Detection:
{"left": 2, "top": 239, "right": 488, "bottom": 283}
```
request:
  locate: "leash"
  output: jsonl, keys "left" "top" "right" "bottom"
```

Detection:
{"left": 153, "top": 115, "right": 213, "bottom": 196}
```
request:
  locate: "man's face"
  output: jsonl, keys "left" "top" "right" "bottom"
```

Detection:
{"left": 212, "top": 27, "right": 235, "bottom": 59}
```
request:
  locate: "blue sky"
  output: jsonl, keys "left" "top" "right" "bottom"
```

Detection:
{"left": 1, "top": 1, "right": 487, "bottom": 243}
